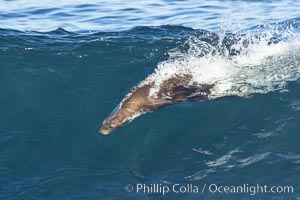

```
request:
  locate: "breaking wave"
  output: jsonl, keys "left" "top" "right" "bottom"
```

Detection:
{"left": 145, "top": 25, "right": 300, "bottom": 99}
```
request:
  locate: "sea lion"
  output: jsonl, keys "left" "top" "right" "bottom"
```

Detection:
{"left": 99, "top": 74, "right": 213, "bottom": 135}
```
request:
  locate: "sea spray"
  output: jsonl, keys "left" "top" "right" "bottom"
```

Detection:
{"left": 144, "top": 25, "right": 300, "bottom": 99}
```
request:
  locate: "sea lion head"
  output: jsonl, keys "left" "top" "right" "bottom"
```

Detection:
{"left": 99, "top": 101, "right": 138, "bottom": 135}
{"left": 99, "top": 114, "right": 126, "bottom": 135}
{"left": 99, "top": 118, "right": 118, "bottom": 135}
{"left": 99, "top": 84, "right": 152, "bottom": 135}
{"left": 99, "top": 103, "right": 125, "bottom": 135}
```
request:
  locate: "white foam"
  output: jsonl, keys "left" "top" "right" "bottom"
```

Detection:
{"left": 144, "top": 27, "right": 300, "bottom": 99}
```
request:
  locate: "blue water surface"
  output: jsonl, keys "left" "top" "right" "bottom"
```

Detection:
{"left": 1, "top": 0, "right": 300, "bottom": 32}
{"left": 1, "top": 0, "right": 300, "bottom": 200}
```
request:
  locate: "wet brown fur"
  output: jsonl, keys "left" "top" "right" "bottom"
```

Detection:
{"left": 99, "top": 74, "right": 213, "bottom": 135}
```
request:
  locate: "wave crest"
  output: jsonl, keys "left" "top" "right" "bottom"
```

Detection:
{"left": 145, "top": 26, "right": 300, "bottom": 98}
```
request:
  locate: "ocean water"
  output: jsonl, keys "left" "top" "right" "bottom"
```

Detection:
{"left": 1, "top": 0, "right": 300, "bottom": 199}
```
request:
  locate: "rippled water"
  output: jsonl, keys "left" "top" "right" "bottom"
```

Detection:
{"left": 2, "top": 0, "right": 300, "bottom": 31}
{"left": 1, "top": 1, "right": 300, "bottom": 200}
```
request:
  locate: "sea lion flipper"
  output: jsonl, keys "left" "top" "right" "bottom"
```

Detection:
{"left": 157, "top": 74, "right": 213, "bottom": 102}
{"left": 171, "top": 85, "right": 197, "bottom": 102}
{"left": 170, "top": 84, "right": 214, "bottom": 102}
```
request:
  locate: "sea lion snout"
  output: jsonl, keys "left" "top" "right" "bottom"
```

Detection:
{"left": 99, "top": 119, "right": 116, "bottom": 135}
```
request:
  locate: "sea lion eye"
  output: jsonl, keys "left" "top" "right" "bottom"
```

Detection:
{"left": 102, "top": 120, "right": 112, "bottom": 129}
{"left": 105, "top": 122, "right": 115, "bottom": 129}
{"left": 108, "top": 124, "right": 114, "bottom": 128}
